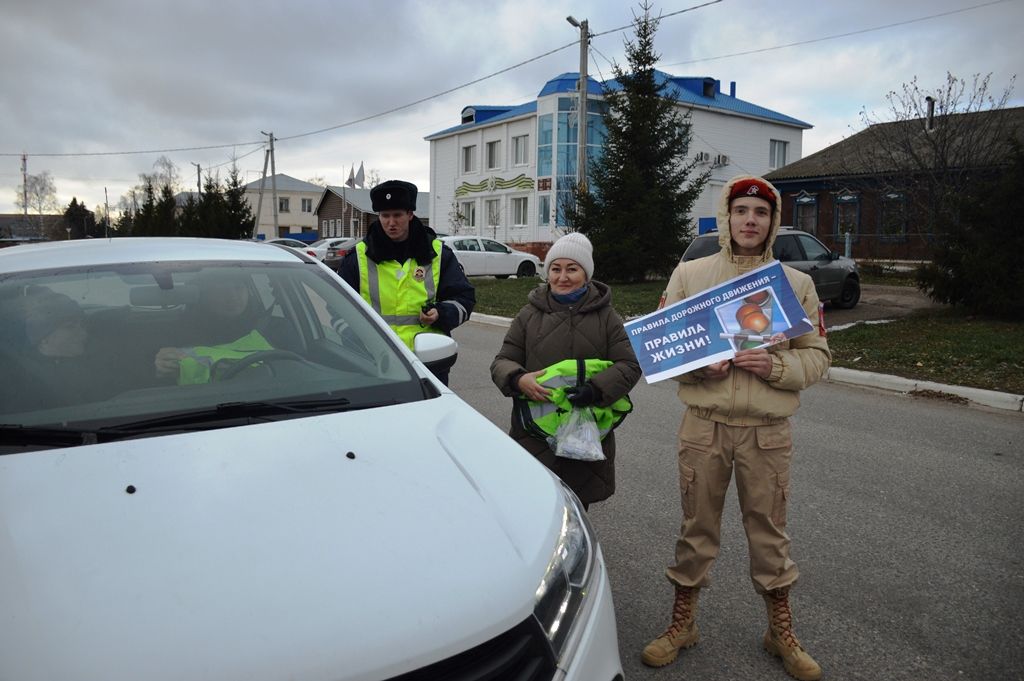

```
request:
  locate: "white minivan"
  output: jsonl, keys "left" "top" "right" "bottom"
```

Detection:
{"left": 0, "top": 238, "right": 623, "bottom": 681}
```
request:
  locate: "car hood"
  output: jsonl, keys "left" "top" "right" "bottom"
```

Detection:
{"left": 0, "top": 395, "right": 562, "bottom": 681}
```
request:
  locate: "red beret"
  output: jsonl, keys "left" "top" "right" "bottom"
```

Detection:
{"left": 729, "top": 178, "right": 776, "bottom": 209}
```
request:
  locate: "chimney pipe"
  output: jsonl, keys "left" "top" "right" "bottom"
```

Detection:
{"left": 730, "top": 81, "right": 736, "bottom": 97}
{"left": 925, "top": 96, "right": 935, "bottom": 131}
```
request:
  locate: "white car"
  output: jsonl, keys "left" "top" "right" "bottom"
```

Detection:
{"left": 314, "top": 236, "right": 359, "bottom": 260}
{"left": 265, "top": 237, "right": 324, "bottom": 260}
{"left": 441, "top": 235, "right": 541, "bottom": 278}
{"left": 0, "top": 238, "right": 623, "bottom": 681}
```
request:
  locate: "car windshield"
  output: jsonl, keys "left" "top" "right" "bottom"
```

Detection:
{"left": 0, "top": 261, "right": 423, "bottom": 438}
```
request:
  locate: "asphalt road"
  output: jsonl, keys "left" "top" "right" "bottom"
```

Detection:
{"left": 448, "top": 319, "right": 1023, "bottom": 681}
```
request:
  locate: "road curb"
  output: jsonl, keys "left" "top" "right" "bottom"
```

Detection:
{"left": 827, "top": 367, "right": 1024, "bottom": 413}
{"left": 467, "top": 316, "right": 1024, "bottom": 414}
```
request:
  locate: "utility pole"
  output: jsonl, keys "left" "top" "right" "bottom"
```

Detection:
{"left": 104, "top": 187, "right": 111, "bottom": 239}
{"left": 192, "top": 162, "right": 202, "bottom": 198}
{"left": 261, "top": 131, "right": 279, "bottom": 237}
{"left": 21, "top": 153, "right": 29, "bottom": 235}
{"left": 566, "top": 16, "right": 590, "bottom": 192}
{"left": 253, "top": 146, "right": 270, "bottom": 240}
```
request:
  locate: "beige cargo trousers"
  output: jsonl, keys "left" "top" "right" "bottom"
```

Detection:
{"left": 666, "top": 409, "right": 799, "bottom": 594}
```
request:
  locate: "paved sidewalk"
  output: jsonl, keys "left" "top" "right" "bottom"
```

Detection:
{"left": 468, "top": 313, "right": 1024, "bottom": 414}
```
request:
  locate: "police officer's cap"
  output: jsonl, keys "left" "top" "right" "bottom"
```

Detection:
{"left": 371, "top": 180, "right": 418, "bottom": 212}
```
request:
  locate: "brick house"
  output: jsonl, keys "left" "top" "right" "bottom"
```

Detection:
{"left": 314, "top": 186, "right": 431, "bottom": 240}
{"left": 765, "top": 106, "right": 1024, "bottom": 262}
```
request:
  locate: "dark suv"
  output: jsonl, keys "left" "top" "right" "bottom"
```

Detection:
{"left": 682, "top": 227, "right": 860, "bottom": 308}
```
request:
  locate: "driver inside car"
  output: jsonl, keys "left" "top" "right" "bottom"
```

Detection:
{"left": 154, "top": 271, "right": 285, "bottom": 385}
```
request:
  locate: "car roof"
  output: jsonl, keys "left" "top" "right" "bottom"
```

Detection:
{"left": 0, "top": 237, "right": 304, "bottom": 274}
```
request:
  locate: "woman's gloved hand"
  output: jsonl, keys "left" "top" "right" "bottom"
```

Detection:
{"left": 565, "top": 381, "right": 599, "bottom": 407}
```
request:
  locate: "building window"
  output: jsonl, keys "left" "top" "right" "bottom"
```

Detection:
{"left": 460, "top": 200, "right": 476, "bottom": 228}
{"left": 769, "top": 139, "right": 788, "bottom": 169}
{"left": 513, "top": 134, "right": 529, "bottom": 165}
{"left": 330, "top": 219, "right": 336, "bottom": 236}
{"left": 512, "top": 197, "right": 528, "bottom": 227}
{"left": 486, "top": 140, "right": 501, "bottom": 170}
{"left": 794, "top": 192, "right": 817, "bottom": 234}
{"left": 462, "top": 145, "right": 477, "bottom": 174}
{"left": 485, "top": 199, "right": 501, "bottom": 228}
{"left": 322, "top": 219, "right": 329, "bottom": 233}
{"left": 537, "top": 115, "right": 553, "bottom": 176}
{"left": 538, "top": 195, "right": 551, "bottom": 226}
{"left": 301, "top": 198, "right": 313, "bottom": 213}
{"left": 278, "top": 197, "right": 290, "bottom": 213}
{"left": 834, "top": 191, "right": 860, "bottom": 240}
{"left": 880, "top": 192, "right": 907, "bottom": 242}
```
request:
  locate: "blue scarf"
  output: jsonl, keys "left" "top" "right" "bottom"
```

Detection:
{"left": 551, "top": 285, "right": 588, "bottom": 305}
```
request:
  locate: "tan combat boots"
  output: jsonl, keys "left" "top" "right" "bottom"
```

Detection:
{"left": 763, "top": 587, "right": 822, "bottom": 681}
{"left": 641, "top": 585, "right": 700, "bottom": 667}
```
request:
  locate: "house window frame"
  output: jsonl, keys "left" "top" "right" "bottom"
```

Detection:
{"left": 879, "top": 191, "right": 908, "bottom": 243}
{"left": 484, "top": 198, "right": 501, "bottom": 229}
{"left": 511, "top": 196, "right": 528, "bottom": 227}
{"left": 462, "top": 145, "right": 477, "bottom": 174}
{"left": 538, "top": 195, "right": 551, "bottom": 226}
{"left": 301, "top": 198, "right": 313, "bottom": 213}
{"left": 833, "top": 189, "right": 860, "bottom": 242}
{"left": 513, "top": 134, "right": 529, "bottom": 166}
{"left": 769, "top": 139, "right": 789, "bottom": 169}
{"left": 459, "top": 200, "right": 477, "bottom": 229}
{"left": 278, "top": 197, "right": 290, "bottom": 213}
{"left": 794, "top": 191, "right": 818, "bottom": 235}
{"left": 485, "top": 140, "right": 501, "bottom": 171}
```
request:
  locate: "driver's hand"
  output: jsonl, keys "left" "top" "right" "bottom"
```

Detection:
{"left": 517, "top": 370, "right": 550, "bottom": 402}
{"left": 155, "top": 347, "right": 186, "bottom": 377}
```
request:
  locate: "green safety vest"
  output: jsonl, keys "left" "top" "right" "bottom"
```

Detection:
{"left": 178, "top": 329, "right": 274, "bottom": 385}
{"left": 356, "top": 239, "right": 444, "bottom": 350}
{"left": 516, "top": 358, "right": 633, "bottom": 441}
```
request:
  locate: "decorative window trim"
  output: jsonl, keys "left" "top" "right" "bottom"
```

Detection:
{"left": 832, "top": 189, "right": 860, "bottom": 242}
{"left": 879, "top": 190, "right": 908, "bottom": 243}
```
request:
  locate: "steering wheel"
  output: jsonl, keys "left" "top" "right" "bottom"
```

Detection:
{"left": 215, "top": 350, "right": 316, "bottom": 381}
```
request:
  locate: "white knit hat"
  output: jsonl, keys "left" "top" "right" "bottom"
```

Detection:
{"left": 545, "top": 232, "right": 594, "bottom": 280}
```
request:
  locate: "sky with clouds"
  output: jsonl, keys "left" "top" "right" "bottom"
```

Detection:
{"left": 1, "top": 0, "right": 1021, "bottom": 215}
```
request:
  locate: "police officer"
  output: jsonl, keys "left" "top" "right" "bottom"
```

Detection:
{"left": 338, "top": 180, "right": 475, "bottom": 385}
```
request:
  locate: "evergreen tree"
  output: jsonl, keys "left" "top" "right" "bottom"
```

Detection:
{"left": 63, "top": 197, "right": 97, "bottom": 239}
{"left": 177, "top": 194, "right": 201, "bottom": 237}
{"left": 133, "top": 179, "right": 158, "bottom": 236}
{"left": 917, "top": 140, "right": 1024, "bottom": 319}
{"left": 223, "top": 165, "right": 255, "bottom": 239}
{"left": 155, "top": 183, "right": 178, "bottom": 236}
{"left": 573, "top": 1, "right": 707, "bottom": 282}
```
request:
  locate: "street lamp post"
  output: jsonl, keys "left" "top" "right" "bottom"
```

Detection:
{"left": 566, "top": 15, "right": 590, "bottom": 192}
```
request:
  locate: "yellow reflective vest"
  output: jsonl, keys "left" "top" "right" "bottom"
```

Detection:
{"left": 515, "top": 358, "right": 633, "bottom": 441}
{"left": 356, "top": 239, "right": 444, "bottom": 350}
{"left": 178, "top": 329, "right": 273, "bottom": 385}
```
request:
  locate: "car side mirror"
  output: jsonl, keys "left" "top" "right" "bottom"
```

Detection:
{"left": 830, "top": 251, "right": 841, "bottom": 261}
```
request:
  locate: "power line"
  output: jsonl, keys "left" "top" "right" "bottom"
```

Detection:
{"left": 659, "top": 0, "right": 1010, "bottom": 68}
{"left": 591, "top": 0, "right": 724, "bottom": 38}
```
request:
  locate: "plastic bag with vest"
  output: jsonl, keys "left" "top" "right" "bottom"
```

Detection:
{"left": 515, "top": 359, "right": 633, "bottom": 459}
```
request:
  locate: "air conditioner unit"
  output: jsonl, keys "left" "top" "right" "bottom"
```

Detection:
{"left": 694, "top": 151, "right": 711, "bottom": 164}
{"left": 713, "top": 154, "right": 730, "bottom": 166}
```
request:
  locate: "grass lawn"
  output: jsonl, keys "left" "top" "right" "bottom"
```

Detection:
{"left": 470, "top": 276, "right": 1022, "bottom": 394}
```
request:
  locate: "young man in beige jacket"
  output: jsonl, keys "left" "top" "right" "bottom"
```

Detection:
{"left": 641, "top": 176, "right": 831, "bottom": 681}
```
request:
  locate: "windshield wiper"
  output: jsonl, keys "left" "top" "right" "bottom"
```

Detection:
{"left": 0, "top": 424, "right": 100, "bottom": 448}
{"left": 96, "top": 397, "right": 358, "bottom": 439}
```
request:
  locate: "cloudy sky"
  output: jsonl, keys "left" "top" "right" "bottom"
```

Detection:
{"left": 1, "top": 0, "right": 1021, "bottom": 215}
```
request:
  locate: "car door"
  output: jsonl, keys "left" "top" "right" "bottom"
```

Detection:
{"left": 795, "top": 233, "right": 842, "bottom": 300}
{"left": 450, "top": 238, "right": 484, "bottom": 275}
{"left": 480, "top": 238, "right": 512, "bottom": 276}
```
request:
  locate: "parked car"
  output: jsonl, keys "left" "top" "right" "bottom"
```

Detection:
{"left": 441, "top": 235, "right": 541, "bottom": 278}
{"left": 313, "top": 236, "right": 359, "bottom": 260}
{"left": 681, "top": 227, "right": 861, "bottom": 308}
{"left": 265, "top": 237, "right": 322, "bottom": 260}
{"left": 0, "top": 238, "right": 623, "bottom": 681}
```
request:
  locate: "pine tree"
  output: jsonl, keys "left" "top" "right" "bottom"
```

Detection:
{"left": 224, "top": 165, "right": 256, "bottom": 239}
{"left": 63, "top": 197, "right": 96, "bottom": 239}
{"left": 574, "top": 1, "right": 707, "bottom": 282}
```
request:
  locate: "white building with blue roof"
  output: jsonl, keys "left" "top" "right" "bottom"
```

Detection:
{"left": 425, "top": 71, "right": 811, "bottom": 244}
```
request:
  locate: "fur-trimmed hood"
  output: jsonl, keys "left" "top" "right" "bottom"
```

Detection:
{"left": 714, "top": 175, "right": 783, "bottom": 265}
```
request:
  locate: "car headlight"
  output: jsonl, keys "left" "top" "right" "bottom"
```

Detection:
{"left": 533, "top": 481, "right": 596, "bottom": 662}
